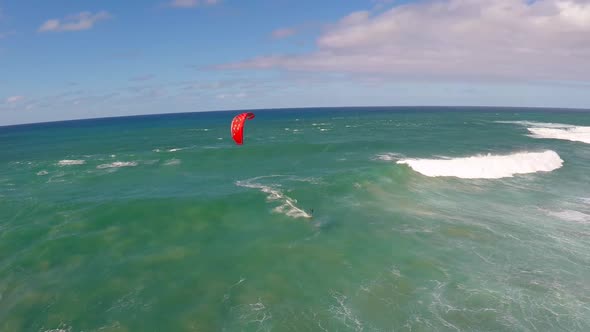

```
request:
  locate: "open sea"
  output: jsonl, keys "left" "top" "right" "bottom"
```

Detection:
{"left": 1, "top": 107, "right": 589, "bottom": 332}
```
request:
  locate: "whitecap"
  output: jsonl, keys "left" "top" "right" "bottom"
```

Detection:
{"left": 546, "top": 210, "right": 590, "bottom": 223}
{"left": 58, "top": 160, "right": 85, "bottom": 166}
{"left": 497, "top": 121, "right": 590, "bottom": 144}
{"left": 96, "top": 161, "right": 138, "bottom": 169}
{"left": 236, "top": 176, "right": 312, "bottom": 219}
{"left": 164, "top": 159, "right": 181, "bottom": 166}
{"left": 374, "top": 153, "right": 404, "bottom": 161}
{"left": 168, "top": 148, "right": 183, "bottom": 152}
{"left": 495, "top": 121, "right": 577, "bottom": 129}
{"left": 37, "top": 170, "right": 49, "bottom": 176}
{"left": 528, "top": 127, "right": 590, "bottom": 144}
{"left": 397, "top": 150, "right": 563, "bottom": 179}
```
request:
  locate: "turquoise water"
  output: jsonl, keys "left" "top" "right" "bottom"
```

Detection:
{"left": 1, "top": 107, "right": 589, "bottom": 331}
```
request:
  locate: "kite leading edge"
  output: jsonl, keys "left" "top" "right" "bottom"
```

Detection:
{"left": 231, "top": 112, "right": 255, "bottom": 145}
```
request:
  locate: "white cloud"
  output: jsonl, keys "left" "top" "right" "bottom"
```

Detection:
{"left": 6, "top": 95, "right": 24, "bottom": 104}
{"left": 170, "top": 0, "right": 220, "bottom": 8}
{"left": 221, "top": 0, "right": 590, "bottom": 82}
{"left": 38, "top": 11, "right": 112, "bottom": 32}
{"left": 272, "top": 28, "right": 297, "bottom": 39}
{"left": 216, "top": 92, "right": 247, "bottom": 99}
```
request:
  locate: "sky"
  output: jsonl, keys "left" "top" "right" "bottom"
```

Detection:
{"left": 1, "top": 0, "right": 589, "bottom": 125}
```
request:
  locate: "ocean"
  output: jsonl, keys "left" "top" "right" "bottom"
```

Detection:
{"left": 1, "top": 107, "right": 589, "bottom": 331}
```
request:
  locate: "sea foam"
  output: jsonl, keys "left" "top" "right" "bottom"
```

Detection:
{"left": 528, "top": 127, "right": 590, "bottom": 144}
{"left": 374, "top": 153, "right": 404, "bottom": 161}
{"left": 164, "top": 159, "right": 181, "bottom": 166}
{"left": 236, "top": 176, "right": 312, "bottom": 219}
{"left": 96, "top": 161, "right": 138, "bottom": 169}
{"left": 397, "top": 150, "right": 563, "bottom": 179}
{"left": 58, "top": 160, "right": 85, "bottom": 166}
{"left": 546, "top": 210, "right": 590, "bottom": 224}
{"left": 497, "top": 121, "right": 590, "bottom": 144}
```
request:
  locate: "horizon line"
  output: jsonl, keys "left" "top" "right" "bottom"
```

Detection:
{"left": 2, "top": 105, "right": 590, "bottom": 129}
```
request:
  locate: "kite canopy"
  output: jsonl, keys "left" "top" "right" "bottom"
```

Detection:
{"left": 231, "top": 112, "right": 255, "bottom": 145}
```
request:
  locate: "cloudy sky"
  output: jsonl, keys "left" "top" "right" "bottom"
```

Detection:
{"left": 1, "top": 0, "right": 589, "bottom": 125}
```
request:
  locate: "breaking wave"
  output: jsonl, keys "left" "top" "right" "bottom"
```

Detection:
{"left": 164, "top": 159, "right": 181, "bottom": 166}
{"left": 96, "top": 161, "right": 138, "bottom": 169}
{"left": 397, "top": 150, "right": 563, "bottom": 179}
{"left": 497, "top": 121, "right": 590, "bottom": 144}
{"left": 528, "top": 127, "right": 590, "bottom": 144}
{"left": 58, "top": 160, "right": 85, "bottom": 166}
{"left": 546, "top": 210, "right": 590, "bottom": 224}
{"left": 374, "top": 153, "right": 404, "bottom": 161}
{"left": 236, "top": 176, "right": 312, "bottom": 219}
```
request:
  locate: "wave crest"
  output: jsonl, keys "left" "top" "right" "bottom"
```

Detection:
{"left": 374, "top": 153, "right": 404, "bottom": 161}
{"left": 497, "top": 121, "right": 590, "bottom": 144}
{"left": 97, "top": 161, "right": 138, "bottom": 169}
{"left": 397, "top": 150, "right": 563, "bottom": 179}
{"left": 528, "top": 127, "right": 590, "bottom": 144}
{"left": 236, "top": 176, "right": 312, "bottom": 219}
{"left": 58, "top": 160, "right": 85, "bottom": 166}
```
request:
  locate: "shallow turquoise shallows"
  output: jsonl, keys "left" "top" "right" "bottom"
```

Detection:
{"left": 1, "top": 107, "right": 589, "bottom": 331}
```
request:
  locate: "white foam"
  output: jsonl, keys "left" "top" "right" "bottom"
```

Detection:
{"left": 374, "top": 153, "right": 404, "bottom": 161}
{"left": 168, "top": 148, "right": 184, "bottom": 152}
{"left": 528, "top": 127, "right": 590, "bottom": 144}
{"left": 236, "top": 176, "right": 312, "bottom": 219}
{"left": 164, "top": 159, "right": 181, "bottom": 166}
{"left": 546, "top": 210, "right": 590, "bottom": 224}
{"left": 96, "top": 161, "right": 138, "bottom": 169}
{"left": 397, "top": 150, "right": 563, "bottom": 179}
{"left": 497, "top": 121, "right": 590, "bottom": 144}
{"left": 58, "top": 160, "right": 85, "bottom": 166}
{"left": 495, "top": 121, "right": 577, "bottom": 129}
{"left": 37, "top": 170, "right": 48, "bottom": 176}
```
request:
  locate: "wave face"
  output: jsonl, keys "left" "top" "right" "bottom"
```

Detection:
{"left": 498, "top": 121, "right": 590, "bottom": 144}
{"left": 236, "top": 176, "right": 312, "bottom": 219}
{"left": 397, "top": 150, "right": 563, "bottom": 179}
